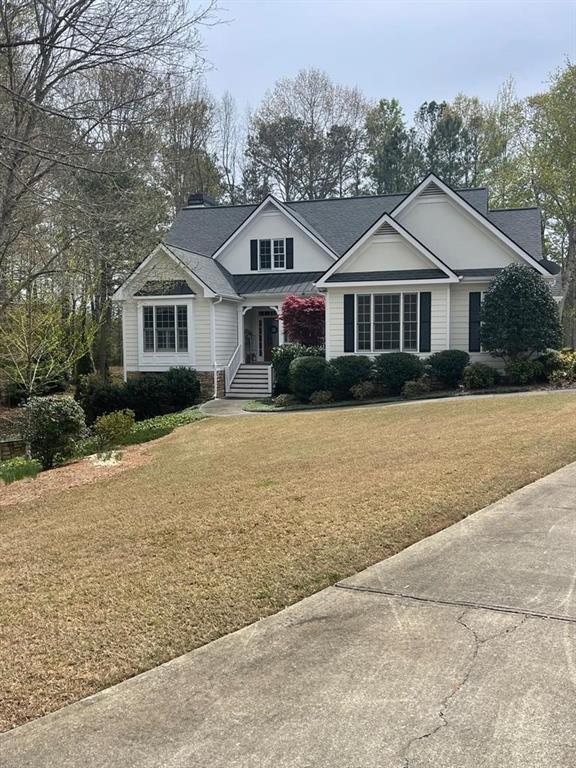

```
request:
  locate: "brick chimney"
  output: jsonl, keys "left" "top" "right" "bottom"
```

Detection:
{"left": 187, "top": 193, "right": 217, "bottom": 208}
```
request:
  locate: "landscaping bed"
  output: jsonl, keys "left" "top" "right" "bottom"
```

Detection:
{"left": 2, "top": 392, "right": 576, "bottom": 731}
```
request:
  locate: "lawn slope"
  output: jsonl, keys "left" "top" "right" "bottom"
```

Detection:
{"left": 2, "top": 392, "right": 576, "bottom": 730}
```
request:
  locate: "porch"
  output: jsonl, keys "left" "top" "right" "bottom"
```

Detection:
{"left": 224, "top": 304, "right": 284, "bottom": 398}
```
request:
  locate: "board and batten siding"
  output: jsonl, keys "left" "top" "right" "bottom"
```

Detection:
{"left": 215, "top": 300, "right": 239, "bottom": 366}
{"left": 325, "top": 285, "right": 449, "bottom": 359}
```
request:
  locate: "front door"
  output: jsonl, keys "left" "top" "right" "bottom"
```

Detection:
{"left": 262, "top": 316, "right": 278, "bottom": 361}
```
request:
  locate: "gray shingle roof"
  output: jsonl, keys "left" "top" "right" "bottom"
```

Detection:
{"left": 487, "top": 209, "right": 543, "bottom": 261}
{"left": 163, "top": 188, "right": 493, "bottom": 260}
{"left": 165, "top": 245, "right": 239, "bottom": 298}
{"left": 325, "top": 269, "right": 447, "bottom": 283}
{"left": 233, "top": 272, "right": 324, "bottom": 295}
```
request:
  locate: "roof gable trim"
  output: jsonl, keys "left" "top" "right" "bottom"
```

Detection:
{"left": 315, "top": 213, "right": 458, "bottom": 287}
{"left": 211, "top": 195, "right": 338, "bottom": 262}
{"left": 392, "top": 173, "right": 549, "bottom": 275}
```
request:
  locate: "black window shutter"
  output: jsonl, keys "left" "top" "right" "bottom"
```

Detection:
{"left": 285, "top": 238, "right": 294, "bottom": 269}
{"left": 419, "top": 292, "right": 431, "bottom": 353}
{"left": 469, "top": 292, "right": 481, "bottom": 352}
{"left": 344, "top": 294, "right": 355, "bottom": 353}
{"left": 250, "top": 239, "right": 258, "bottom": 271}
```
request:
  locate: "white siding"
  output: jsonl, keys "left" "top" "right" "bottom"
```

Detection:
{"left": 449, "top": 283, "right": 500, "bottom": 367}
{"left": 215, "top": 300, "right": 239, "bottom": 366}
{"left": 131, "top": 250, "right": 197, "bottom": 291}
{"left": 325, "top": 284, "right": 449, "bottom": 359}
{"left": 217, "top": 209, "right": 334, "bottom": 273}
{"left": 194, "top": 298, "right": 213, "bottom": 369}
{"left": 397, "top": 196, "right": 523, "bottom": 270}
{"left": 342, "top": 235, "right": 434, "bottom": 273}
{"left": 122, "top": 301, "right": 139, "bottom": 369}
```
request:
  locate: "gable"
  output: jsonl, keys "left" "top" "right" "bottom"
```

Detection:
{"left": 125, "top": 249, "right": 206, "bottom": 298}
{"left": 341, "top": 230, "right": 437, "bottom": 275}
{"left": 216, "top": 205, "right": 335, "bottom": 273}
{"left": 396, "top": 192, "right": 525, "bottom": 271}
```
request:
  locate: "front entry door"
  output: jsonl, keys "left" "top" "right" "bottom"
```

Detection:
{"left": 262, "top": 317, "right": 278, "bottom": 361}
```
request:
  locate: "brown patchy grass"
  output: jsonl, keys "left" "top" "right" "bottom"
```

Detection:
{"left": 2, "top": 392, "right": 576, "bottom": 731}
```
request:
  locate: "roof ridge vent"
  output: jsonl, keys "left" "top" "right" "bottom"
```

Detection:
{"left": 420, "top": 182, "right": 444, "bottom": 197}
{"left": 374, "top": 221, "right": 397, "bottom": 236}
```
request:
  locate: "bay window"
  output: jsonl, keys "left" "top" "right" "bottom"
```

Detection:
{"left": 356, "top": 293, "right": 418, "bottom": 353}
{"left": 143, "top": 305, "right": 188, "bottom": 353}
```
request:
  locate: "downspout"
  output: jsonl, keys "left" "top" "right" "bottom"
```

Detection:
{"left": 210, "top": 297, "right": 223, "bottom": 399}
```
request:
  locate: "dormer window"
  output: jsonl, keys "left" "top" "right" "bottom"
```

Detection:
{"left": 259, "top": 238, "right": 285, "bottom": 270}
{"left": 251, "top": 237, "right": 293, "bottom": 271}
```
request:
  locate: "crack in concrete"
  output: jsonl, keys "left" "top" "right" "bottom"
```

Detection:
{"left": 334, "top": 582, "right": 576, "bottom": 625}
{"left": 401, "top": 608, "right": 528, "bottom": 767}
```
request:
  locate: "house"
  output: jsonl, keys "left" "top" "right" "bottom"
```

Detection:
{"left": 112, "top": 173, "right": 559, "bottom": 399}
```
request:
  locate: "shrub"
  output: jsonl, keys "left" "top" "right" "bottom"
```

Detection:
{"left": 77, "top": 367, "right": 201, "bottom": 423}
{"left": 164, "top": 367, "right": 201, "bottom": 410}
{"left": 330, "top": 356, "right": 373, "bottom": 400}
{"left": 373, "top": 352, "right": 424, "bottom": 395}
{"left": 271, "top": 343, "right": 325, "bottom": 393}
{"left": 481, "top": 264, "right": 562, "bottom": 362}
{"left": 289, "top": 356, "right": 333, "bottom": 402}
{"left": 76, "top": 375, "right": 126, "bottom": 424}
{"left": 93, "top": 409, "right": 135, "bottom": 452}
{"left": 350, "top": 381, "right": 377, "bottom": 400}
{"left": 504, "top": 358, "right": 544, "bottom": 385}
{"left": 536, "top": 348, "right": 566, "bottom": 377}
{"left": 402, "top": 378, "right": 431, "bottom": 399}
{"left": 309, "top": 390, "right": 333, "bottom": 405}
{"left": 548, "top": 369, "right": 575, "bottom": 388}
{"left": 462, "top": 363, "right": 497, "bottom": 390}
{"left": 427, "top": 350, "right": 470, "bottom": 387}
{"left": 0, "top": 457, "right": 42, "bottom": 485}
{"left": 23, "top": 396, "right": 86, "bottom": 469}
{"left": 273, "top": 393, "right": 297, "bottom": 408}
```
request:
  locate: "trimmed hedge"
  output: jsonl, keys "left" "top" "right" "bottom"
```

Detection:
{"left": 77, "top": 367, "right": 201, "bottom": 423}
{"left": 271, "top": 344, "right": 324, "bottom": 394}
{"left": 330, "top": 355, "right": 373, "bottom": 399}
{"left": 373, "top": 352, "right": 424, "bottom": 395}
{"left": 427, "top": 350, "right": 470, "bottom": 387}
{"left": 289, "top": 356, "right": 333, "bottom": 402}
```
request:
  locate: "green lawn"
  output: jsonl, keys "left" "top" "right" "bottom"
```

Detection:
{"left": 2, "top": 391, "right": 576, "bottom": 730}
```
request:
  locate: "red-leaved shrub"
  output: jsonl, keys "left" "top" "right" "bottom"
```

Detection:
{"left": 279, "top": 294, "right": 325, "bottom": 346}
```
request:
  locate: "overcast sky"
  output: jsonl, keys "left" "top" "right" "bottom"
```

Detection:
{"left": 202, "top": 0, "right": 576, "bottom": 120}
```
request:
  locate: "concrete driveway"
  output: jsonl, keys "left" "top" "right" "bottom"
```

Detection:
{"left": 2, "top": 464, "right": 576, "bottom": 767}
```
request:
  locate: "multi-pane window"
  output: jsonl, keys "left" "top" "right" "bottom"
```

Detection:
{"left": 357, "top": 295, "right": 372, "bottom": 352}
{"left": 356, "top": 293, "right": 418, "bottom": 353}
{"left": 142, "top": 305, "right": 188, "bottom": 353}
{"left": 259, "top": 239, "right": 285, "bottom": 270}
{"left": 402, "top": 294, "right": 418, "bottom": 351}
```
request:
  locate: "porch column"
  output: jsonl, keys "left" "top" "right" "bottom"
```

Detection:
{"left": 276, "top": 306, "right": 285, "bottom": 346}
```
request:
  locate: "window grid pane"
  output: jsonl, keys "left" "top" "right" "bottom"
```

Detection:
{"left": 177, "top": 305, "right": 188, "bottom": 352}
{"left": 143, "top": 307, "right": 154, "bottom": 352}
{"left": 259, "top": 239, "right": 271, "bottom": 270}
{"left": 403, "top": 294, "right": 418, "bottom": 351}
{"left": 374, "top": 294, "right": 400, "bottom": 351}
{"left": 273, "top": 239, "right": 285, "bottom": 269}
{"left": 155, "top": 306, "right": 175, "bottom": 351}
{"left": 356, "top": 295, "right": 372, "bottom": 351}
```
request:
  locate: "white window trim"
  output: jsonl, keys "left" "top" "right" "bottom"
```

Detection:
{"left": 258, "top": 237, "right": 287, "bottom": 272}
{"left": 137, "top": 298, "right": 196, "bottom": 366}
{"left": 355, "top": 292, "right": 419, "bottom": 354}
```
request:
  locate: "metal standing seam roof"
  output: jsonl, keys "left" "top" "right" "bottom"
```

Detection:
{"left": 233, "top": 272, "right": 325, "bottom": 295}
